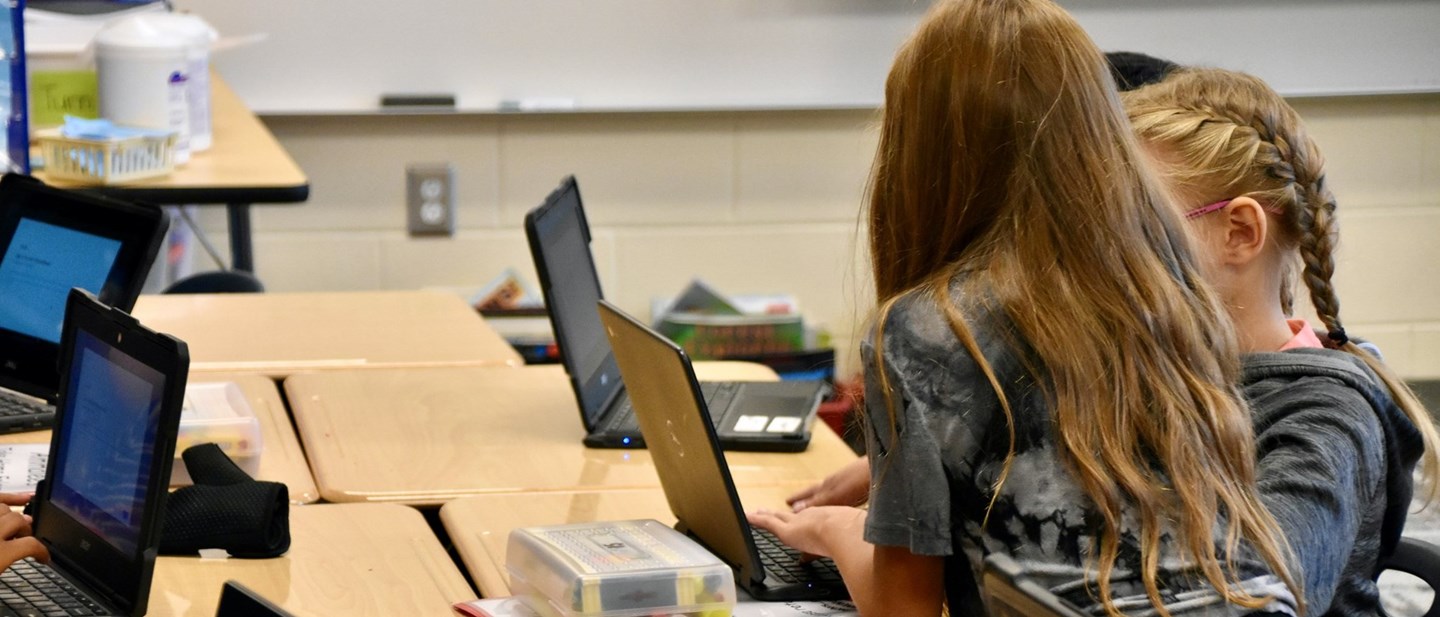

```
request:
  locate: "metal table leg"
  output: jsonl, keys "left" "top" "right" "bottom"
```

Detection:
{"left": 227, "top": 202, "right": 255, "bottom": 272}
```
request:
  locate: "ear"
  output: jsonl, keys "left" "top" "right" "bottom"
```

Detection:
{"left": 1217, "top": 196, "right": 1270, "bottom": 266}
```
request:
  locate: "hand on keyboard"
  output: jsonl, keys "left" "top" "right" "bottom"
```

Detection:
{"left": 746, "top": 505, "right": 865, "bottom": 562}
{"left": 0, "top": 510, "right": 48, "bottom": 571}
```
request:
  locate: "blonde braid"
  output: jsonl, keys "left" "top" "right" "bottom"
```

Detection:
{"left": 1226, "top": 99, "right": 1348, "bottom": 343}
{"left": 1293, "top": 169, "right": 1347, "bottom": 344}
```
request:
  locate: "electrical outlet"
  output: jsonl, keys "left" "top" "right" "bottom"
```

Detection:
{"left": 407, "top": 163, "right": 455, "bottom": 236}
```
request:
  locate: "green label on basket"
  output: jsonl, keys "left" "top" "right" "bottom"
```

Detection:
{"left": 31, "top": 71, "right": 99, "bottom": 128}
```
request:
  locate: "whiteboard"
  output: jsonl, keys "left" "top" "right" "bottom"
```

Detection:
{"left": 173, "top": 0, "right": 1440, "bottom": 114}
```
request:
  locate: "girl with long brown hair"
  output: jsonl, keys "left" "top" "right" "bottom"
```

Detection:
{"left": 1125, "top": 67, "right": 1436, "bottom": 616}
{"left": 747, "top": 0, "right": 1304, "bottom": 615}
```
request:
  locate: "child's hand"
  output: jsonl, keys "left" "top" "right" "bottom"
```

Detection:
{"left": 787, "top": 458, "right": 870, "bottom": 512}
{"left": 0, "top": 510, "right": 48, "bottom": 570}
{"left": 747, "top": 506, "right": 866, "bottom": 559}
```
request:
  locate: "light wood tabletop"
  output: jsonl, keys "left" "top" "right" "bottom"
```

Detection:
{"left": 284, "top": 364, "right": 857, "bottom": 505}
{"left": 0, "top": 373, "right": 320, "bottom": 504}
{"left": 132, "top": 290, "right": 522, "bottom": 377}
{"left": 439, "top": 486, "right": 808, "bottom": 597}
{"left": 147, "top": 503, "right": 473, "bottom": 616}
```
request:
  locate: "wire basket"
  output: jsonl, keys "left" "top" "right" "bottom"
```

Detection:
{"left": 37, "top": 129, "right": 176, "bottom": 184}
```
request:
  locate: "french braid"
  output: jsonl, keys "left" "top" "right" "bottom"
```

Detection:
{"left": 1126, "top": 67, "right": 1440, "bottom": 504}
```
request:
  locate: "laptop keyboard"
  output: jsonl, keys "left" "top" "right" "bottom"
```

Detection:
{"left": 0, "top": 392, "right": 50, "bottom": 418}
{"left": 752, "top": 527, "right": 843, "bottom": 585}
{"left": 0, "top": 558, "right": 111, "bottom": 616}
{"left": 611, "top": 382, "right": 738, "bottom": 434}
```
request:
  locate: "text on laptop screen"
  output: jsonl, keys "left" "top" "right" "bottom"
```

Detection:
{"left": 0, "top": 218, "right": 121, "bottom": 343}
{"left": 536, "top": 189, "right": 615, "bottom": 415}
{"left": 50, "top": 329, "right": 165, "bottom": 555}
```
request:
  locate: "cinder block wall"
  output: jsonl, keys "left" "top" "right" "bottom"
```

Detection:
{"left": 191, "top": 94, "right": 1440, "bottom": 377}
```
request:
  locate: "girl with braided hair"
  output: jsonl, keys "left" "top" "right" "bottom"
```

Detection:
{"left": 1125, "top": 67, "right": 1437, "bottom": 616}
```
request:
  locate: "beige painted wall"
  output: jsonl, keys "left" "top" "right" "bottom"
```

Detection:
{"left": 190, "top": 94, "right": 1440, "bottom": 377}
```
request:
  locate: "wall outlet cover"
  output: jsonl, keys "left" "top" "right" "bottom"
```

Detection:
{"left": 407, "top": 163, "right": 456, "bottom": 236}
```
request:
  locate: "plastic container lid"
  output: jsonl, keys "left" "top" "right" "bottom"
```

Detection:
{"left": 94, "top": 15, "right": 189, "bottom": 55}
{"left": 507, "top": 519, "right": 736, "bottom": 617}
{"left": 139, "top": 13, "right": 217, "bottom": 52}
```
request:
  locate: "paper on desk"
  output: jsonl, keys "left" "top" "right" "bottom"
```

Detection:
{"left": 734, "top": 598, "right": 858, "bottom": 617}
{"left": 0, "top": 444, "right": 49, "bottom": 494}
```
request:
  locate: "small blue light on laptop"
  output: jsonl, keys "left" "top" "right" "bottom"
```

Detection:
{"left": 622, "top": 437, "right": 631, "bottom": 445}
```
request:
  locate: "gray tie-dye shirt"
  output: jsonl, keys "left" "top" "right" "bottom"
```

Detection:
{"left": 861, "top": 284, "right": 1300, "bottom": 616}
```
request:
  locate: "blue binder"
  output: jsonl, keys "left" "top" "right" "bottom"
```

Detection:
{"left": 1, "top": 0, "right": 27, "bottom": 174}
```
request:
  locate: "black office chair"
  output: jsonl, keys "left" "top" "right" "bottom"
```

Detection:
{"left": 1379, "top": 537, "right": 1440, "bottom": 617}
{"left": 162, "top": 270, "right": 265, "bottom": 294}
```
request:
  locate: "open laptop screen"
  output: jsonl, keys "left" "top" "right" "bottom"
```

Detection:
{"left": 0, "top": 218, "right": 121, "bottom": 343}
{"left": 49, "top": 328, "right": 165, "bottom": 555}
{"left": 527, "top": 179, "right": 623, "bottom": 426}
{"left": 0, "top": 174, "right": 165, "bottom": 402}
{"left": 597, "top": 301, "right": 761, "bottom": 584}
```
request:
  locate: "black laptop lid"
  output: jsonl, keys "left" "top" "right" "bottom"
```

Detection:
{"left": 597, "top": 300, "right": 766, "bottom": 586}
{"left": 0, "top": 174, "right": 165, "bottom": 401}
{"left": 33, "top": 289, "right": 188, "bottom": 617}
{"left": 525, "top": 176, "right": 625, "bottom": 431}
{"left": 215, "top": 581, "right": 295, "bottom": 617}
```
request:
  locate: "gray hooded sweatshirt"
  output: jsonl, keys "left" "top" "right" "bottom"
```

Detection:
{"left": 1243, "top": 349, "right": 1424, "bottom": 616}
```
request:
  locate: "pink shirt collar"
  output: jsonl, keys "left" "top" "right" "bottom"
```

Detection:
{"left": 1279, "top": 318, "right": 1325, "bottom": 351}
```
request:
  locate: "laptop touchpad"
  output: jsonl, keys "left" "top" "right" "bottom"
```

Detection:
{"left": 723, "top": 393, "right": 805, "bottom": 435}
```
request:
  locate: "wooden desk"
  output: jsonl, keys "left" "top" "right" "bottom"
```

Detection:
{"left": 148, "top": 503, "right": 473, "bottom": 616}
{"left": 0, "top": 373, "right": 319, "bottom": 504}
{"left": 285, "top": 365, "right": 856, "bottom": 505}
{"left": 36, "top": 77, "right": 309, "bottom": 273}
{"left": 133, "top": 290, "right": 522, "bottom": 376}
{"left": 439, "top": 486, "right": 805, "bottom": 597}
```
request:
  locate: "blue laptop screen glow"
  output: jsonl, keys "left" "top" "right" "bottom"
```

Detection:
{"left": 50, "top": 329, "right": 164, "bottom": 555}
{"left": 0, "top": 218, "right": 121, "bottom": 343}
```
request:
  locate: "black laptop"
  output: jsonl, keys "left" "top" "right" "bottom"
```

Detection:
{"left": 597, "top": 300, "right": 849, "bottom": 602}
{"left": 214, "top": 581, "right": 294, "bottom": 617}
{"left": 0, "top": 174, "right": 166, "bottom": 433}
{"left": 525, "top": 176, "right": 827, "bottom": 452}
{"left": 5, "top": 289, "right": 188, "bottom": 617}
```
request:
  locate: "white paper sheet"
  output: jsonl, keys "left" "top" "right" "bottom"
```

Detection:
{"left": 0, "top": 444, "right": 49, "bottom": 494}
{"left": 734, "top": 597, "right": 858, "bottom": 617}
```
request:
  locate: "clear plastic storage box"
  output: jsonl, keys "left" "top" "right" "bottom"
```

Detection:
{"left": 506, "top": 519, "right": 736, "bottom": 617}
{"left": 171, "top": 381, "right": 263, "bottom": 485}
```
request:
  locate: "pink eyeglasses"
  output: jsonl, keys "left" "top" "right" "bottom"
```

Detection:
{"left": 1185, "top": 198, "right": 1284, "bottom": 220}
{"left": 1184, "top": 199, "right": 1232, "bottom": 220}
